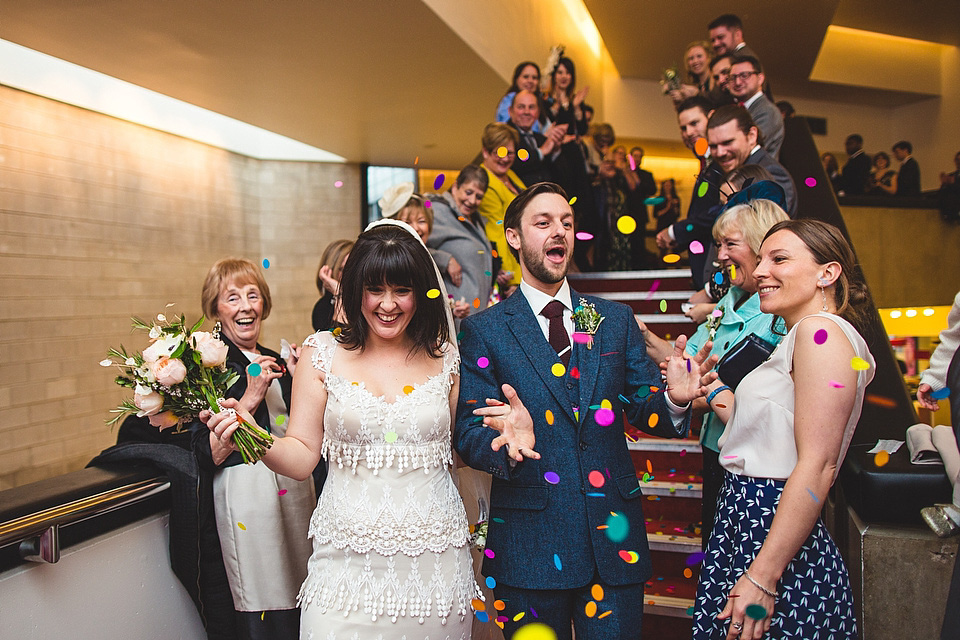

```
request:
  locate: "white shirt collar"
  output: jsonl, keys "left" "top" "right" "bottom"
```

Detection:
{"left": 743, "top": 91, "right": 763, "bottom": 109}
{"left": 749, "top": 144, "right": 762, "bottom": 156}
{"left": 520, "top": 277, "right": 572, "bottom": 316}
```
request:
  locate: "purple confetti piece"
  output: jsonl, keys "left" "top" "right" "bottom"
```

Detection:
{"left": 544, "top": 471, "right": 560, "bottom": 484}
{"left": 434, "top": 173, "right": 445, "bottom": 190}
{"left": 814, "top": 328, "right": 828, "bottom": 344}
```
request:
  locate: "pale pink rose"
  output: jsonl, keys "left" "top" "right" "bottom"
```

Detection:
{"left": 153, "top": 356, "right": 187, "bottom": 386}
{"left": 191, "top": 331, "right": 229, "bottom": 367}
{"left": 134, "top": 388, "right": 163, "bottom": 416}
{"left": 148, "top": 410, "right": 180, "bottom": 431}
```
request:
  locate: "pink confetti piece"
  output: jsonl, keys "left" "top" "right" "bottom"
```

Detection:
{"left": 477, "top": 357, "right": 489, "bottom": 368}
{"left": 572, "top": 332, "right": 592, "bottom": 344}
{"left": 334, "top": 180, "right": 344, "bottom": 188}
{"left": 277, "top": 489, "right": 287, "bottom": 496}
{"left": 689, "top": 240, "right": 704, "bottom": 255}
{"left": 575, "top": 231, "right": 594, "bottom": 241}
{"left": 804, "top": 177, "right": 817, "bottom": 188}
{"left": 829, "top": 381, "right": 845, "bottom": 388}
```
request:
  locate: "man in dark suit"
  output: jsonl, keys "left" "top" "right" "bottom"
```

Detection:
{"left": 840, "top": 134, "right": 872, "bottom": 196}
{"left": 507, "top": 90, "right": 564, "bottom": 186}
{"left": 656, "top": 96, "right": 723, "bottom": 289}
{"left": 728, "top": 55, "right": 783, "bottom": 158}
{"left": 454, "top": 182, "right": 714, "bottom": 639}
{"left": 707, "top": 105, "right": 797, "bottom": 216}
{"left": 893, "top": 140, "right": 922, "bottom": 196}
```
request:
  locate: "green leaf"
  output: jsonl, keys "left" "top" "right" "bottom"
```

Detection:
{"left": 190, "top": 316, "right": 206, "bottom": 334}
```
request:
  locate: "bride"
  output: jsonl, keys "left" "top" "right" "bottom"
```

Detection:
{"left": 203, "top": 220, "right": 480, "bottom": 639}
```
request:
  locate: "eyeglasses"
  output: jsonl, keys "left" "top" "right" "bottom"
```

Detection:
{"left": 729, "top": 71, "right": 758, "bottom": 83}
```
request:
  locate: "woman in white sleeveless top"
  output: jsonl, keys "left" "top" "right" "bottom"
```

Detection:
{"left": 204, "top": 221, "right": 480, "bottom": 639}
{"left": 692, "top": 220, "right": 876, "bottom": 640}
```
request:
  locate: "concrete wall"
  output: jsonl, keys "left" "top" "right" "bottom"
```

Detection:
{"left": 0, "top": 84, "right": 361, "bottom": 489}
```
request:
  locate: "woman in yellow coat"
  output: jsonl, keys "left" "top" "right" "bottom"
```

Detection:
{"left": 478, "top": 123, "right": 526, "bottom": 294}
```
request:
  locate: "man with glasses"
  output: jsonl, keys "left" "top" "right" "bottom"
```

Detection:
{"left": 728, "top": 55, "right": 783, "bottom": 158}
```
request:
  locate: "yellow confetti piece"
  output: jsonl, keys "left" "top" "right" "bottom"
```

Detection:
{"left": 495, "top": 620, "right": 505, "bottom": 630}
{"left": 517, "top": 148, "right": 530, "bottom": 161}
{"left": 591, "top": 584, "right": 604, "bottom": 601}
{"left": 513, "top": 623, "right": 555, "bottom": 639}
{"left": 472, "top": 598, "right": 486, "bottom": 612}
{"left": 513, "top": 611, "right": 525, "bottom": 622}
{"left": 663, "top": 253, "right": 680, "bottom": 264}
{"left": 600, "top": 399, "right": 612, "bottom": 410}
{"left": 851, "top": 356, "right": 870, "bottom": 371}
{"left": 730, "top": 264, "right": 737, "bottom": 280}
{"left": 616, "top": 216, "right": 637, "bottom": 235}
{"left": 332, "top": 326, "right": 342, "bottom": 336}
{"left": 648, "top": 413, "right": 659, "bottom": 428}
{"left": 403, "top": 385, "right": 415, "bottom": 394}
{"left": 237, "top": 522, "right": 246, "bottom": 530}
{"left": 568, "top": 196, "right": 578, "bottom": 205}
{"left": 497, "top": 146, "right": 508, "bottom": 158}
{"left": 261, "top": 612, "right": 265, "bottom": 621}
{"left": 598, "top": 610, "right": 613, "bottom": 619}
{"left": 874, "top": 450, "right": 890, "bottom": 467}
{"left": 585, "top": 601, "right": 597, "bottom": 617}
{"left": 545, "top": 409, "right": 554, "bottom": 425}
{"left": 551, "top": 363, "right": 566, "bottom": 377}
{"left": 426, "top": 288, "right": 440, "bottom": 299}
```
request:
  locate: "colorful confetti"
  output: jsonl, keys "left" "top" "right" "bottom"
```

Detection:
{"left": 618, "top": 550, "right": 640, "bottom": 564}
{"left": 874, "top": 450, "right": 890, "bottom": 467}
{"left": 553, "top": 553, "right": 562, "bottom": 570}
{"left": 730, "top": 264, "right": 737, "bottom": 280}
{"left": 697, "top": 182, "right": 709, "bottom": 198}
{"left": 247, "top": 362, "right": 262, "bottom": 377}
{"left": 829, "top": 380, "right": 845, "bottom": 388}
{"left": 594, "top": 408, "right": 615, "bottom": 426}
{"left": 403, "top": 385, "right": 415, "bottom": 394}
{"left": 475, "top": 611, "right": 489, "bottom": 622}
{"left": 575, "top": 231, "right": 594, "bottom": 241}
{"left": 572, "top": 332, "right": 592, "bottom": 344}
{"left": 551, "top": 363, "right": 566, "bottom": 377}
{"left": 426, "top": 288, "right": 440, "bottom": 299}
{"left": 683, "top": 568, "right": 693, "bottom": 579}
{"left": 424, "top": 200, "right": 431, "bottom": 208}
{"left": 334, "top": 180, "right": 344, "bottom": 188}
{"left": 689, "top": 240, "right": 705, "bottom": 254}
{"left": 932, "top": 387, "right": 951, "bottom": 399}
{"left": 866, "top": 394, "right": 897, "bottom": 408}
{"left": 262, "top": 259, "right": 270, "bottom": 269}
{"left": 570, "top": 367, "right": 580, "bottom": 379}
{"left": 591, "top": 584, "right": 605, "bottom": 601}
{"left": 545, "top": 409, "right": 554, "bottom": 425}
{"left": 685, "top": 551, "right": 706, "bottom": 565}
{"left": 237, "top": 522, "right": 246, "bottom": 530}
{"left": 513, "top": 612, "right": 526, "bottom": 622}
{"left": 851, "top": 356, "right": 871, "bottom": 371}
{"left": 807, "top": 488, "right": 819, "bottom": 502}
{"left": 814, "top": 328, "right": 828, "bottom": 344}
{"left": 616, "top": 216, "right": 637, "bottom": 234}
{"left": 384, "top": 431, "right": 398, "bottom": 443}
{"left": 569, "top": 196, "right": 578, "bottom": 205}
{"left": 605, "top": 512, "right": 629, "bottom": 542}
{"left": 485, "top": 576, "right": 497, "bottom": 589}
{"left": 584, "top": 601, "right": 597, "bottom": 617}
{"left": 588, "top": 470, "right": 605, "bottom": 488}
{"left": 433, "top": 174, "right": 445, "bottom": 190}
{"left": 663, "top": 253, "right": 681, "bottom": 264}
{"left": 275, "top": 415, "right": 286, "bottom": 426}
{"left": 648, "top": 414, "right": 659, "bottom": 429}
{"left": 694, "top": 138, "right": 709, "bottom": 156}
{"left": 659, "top": 300, "right": 667, "bottom": 312}
{"left": 484, "top": 548, "right": 496, "bottom": 558}
{"left": 544, "top": 471, "right": 560, "bottom": 484}
{"left": 477, "top": 357, "right": 489, "bottom": 368}
{"left": 497, "top": 146, "right": 508, "bottom": 158}
{"left": 714, "top": 271, "right": 725, "bottom": 285}
{"left": 804, "top": 177, "right": 817, "bottom": 188}
{"left": 746, "top": 604, "right": 768, "bottom": 620}
{"left": 627, "top": 154, "right": 636, "bottom": 171}
{"left": 517, "top": 149, "right": 530, "bottom": 162}
{"left": 513, "top": 623, "right": 556, "bottom": 640}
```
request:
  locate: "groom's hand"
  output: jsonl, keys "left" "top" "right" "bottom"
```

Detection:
{"left": 479, "top": 383, "right": 540, "bottom": 462}
{"left": 665, "top": 336, "right": 718, "bottom": 406}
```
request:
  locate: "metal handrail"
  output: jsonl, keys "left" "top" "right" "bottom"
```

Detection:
{"left": 0, "top": 476, "right": 169, "bottom": 562}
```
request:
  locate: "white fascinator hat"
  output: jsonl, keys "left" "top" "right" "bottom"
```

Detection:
{"left": 378, "top": 182, "right": 416, "bottom": 218}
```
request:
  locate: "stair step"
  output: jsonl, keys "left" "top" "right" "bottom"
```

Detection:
{"left": 595, "top": 290, "right": 693, "bottom": 301}
{"left": 627, "top": 438, "right": 702, "bottom": 454}
{"left": 635, "top": 313, "right": 691, "bottom": 324}
{"left": 646, "top": 533, "right": 701, "bottom": 553}
{"left": 642, "top": 480, "right": 702, "bottom": 498}
{"left": 569, "top": 268, "right": 692, "bottom": 281}
{"left": 642, "top": 594, "right": 695, "bottom": 619}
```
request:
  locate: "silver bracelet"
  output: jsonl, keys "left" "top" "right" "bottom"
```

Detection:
{"left": 744, "top": 570, "right": 778, "bottom": 598}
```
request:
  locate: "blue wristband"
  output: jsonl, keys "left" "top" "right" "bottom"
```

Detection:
{"left": 706, "top": 385, "right": 731, "bottom": 405}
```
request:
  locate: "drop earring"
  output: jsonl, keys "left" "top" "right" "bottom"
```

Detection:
{"left": 818, "top": 279, "right": 828, "bottom": 312}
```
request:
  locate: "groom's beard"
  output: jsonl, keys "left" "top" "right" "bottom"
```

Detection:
{"left": 519, "top": 240, "right": 569, "bottom": 285}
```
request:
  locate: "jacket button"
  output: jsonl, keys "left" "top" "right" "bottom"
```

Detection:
{"left": 566, "top": 382, "right": 574, "bottom": 389}
{"left": 580, "top": 441, "right": 588, "bottom": 450}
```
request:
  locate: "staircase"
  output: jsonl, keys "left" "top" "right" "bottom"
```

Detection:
{"left": 570, "top": 268, "right": 704, "bottom": 638}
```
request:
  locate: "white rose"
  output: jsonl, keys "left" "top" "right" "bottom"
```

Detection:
{"left": 191, "top": 331, "right": 229, "bottom": 367}
{"left": 134, "top": 388, "right": 163, "bottom": 416}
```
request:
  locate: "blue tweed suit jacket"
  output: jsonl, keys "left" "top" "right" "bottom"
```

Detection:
{"left": 453, "top": 286, "right": 690, "bottom": 590}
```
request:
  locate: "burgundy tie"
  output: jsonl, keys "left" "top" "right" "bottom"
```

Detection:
{"left": 541, "top": 300, "right": 571, "bottom": 366}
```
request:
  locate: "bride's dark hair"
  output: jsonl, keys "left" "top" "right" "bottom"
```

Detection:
{"left": 337, "top": 224, "right": 449, "bottom": 357}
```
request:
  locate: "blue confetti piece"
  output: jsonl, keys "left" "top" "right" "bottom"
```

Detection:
{"left": 492, "top": 517, "right": 505, "bottom": 523}
{"left": 475, "top": 611, "right": 489, "bottom": 622}
{"left": 262, "top": 258, "right": 270, "bottom": 269}
{"left": 485, "top": 576, "right": 497, "bottom": 589}
{"left": 586, "top": 492, "right": 605, "bottom": 497}
{"left": 554, "top": 553, "right": 562, "bottom": 570}
{"left": 618, "top": 394, "right": 630, "bottom": 404}
{"left": 932, "top": 387, "right": 951, "bottom": 400}
{"left": 807, "top": 488, "right": 819, "bottom": 503}
{"left": 714, "top": 271, "right": 724, "bottom": 285}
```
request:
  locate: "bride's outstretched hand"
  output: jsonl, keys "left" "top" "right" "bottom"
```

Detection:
{"left": 664, "top": 336, "right": 718, "bottom": 406}
{"left": 478, "top": 383, "right": 540, "bottom": 462}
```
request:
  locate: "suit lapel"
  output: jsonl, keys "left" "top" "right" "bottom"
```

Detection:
{"left": 571, "top": 289, "right": 601, "bottom": 428}
{"left": 504, "top": 290, "right": 577, "bottom": 423}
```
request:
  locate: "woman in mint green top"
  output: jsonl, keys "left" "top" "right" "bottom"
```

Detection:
{"left": 686, "top": 199, "right": 788, "bottom": 540}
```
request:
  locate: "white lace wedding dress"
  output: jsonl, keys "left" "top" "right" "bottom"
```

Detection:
{"left": 299, "top": 330, "right": 479, "bottom": 640}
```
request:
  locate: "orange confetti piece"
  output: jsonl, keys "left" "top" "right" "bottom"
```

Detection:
{"left": 472, "top": 598, "right": 485, "bottom": 612}
{"left": 591, "top": 584, "right": 604, "bottom": 601}
{"left": 694, "top": 138, "right": 709, "bottom": 156}
{"left": 585, "top": 601, "right": 597, "bottom": 617}
{"left": 403, "top": 385, "right": 415, "bottom": 394}
{"left": 474, "top": 298, "right": 481, "bottom": 308}
{"left": 545, "top": 409, "right": 554, "bottom": 425}
{"left": 598, "top": 610, "right": 613, "bottom": 619}
{"left": 683, "top": 568, "right": 693, "bottom": 578}
{"left": 646, "top": 459, "right": 653, "bottom": 474}
{"left": 648, "top": 414, "right": 659, "bottom": 428}
{"left": 874, "top": 450, "right": 890, "bottom": 467}
{"left": 494, "top": 600, "right": 506, "bottom": 611}
{"left": 663, "top": 253, "right": 681, "bottom": 264}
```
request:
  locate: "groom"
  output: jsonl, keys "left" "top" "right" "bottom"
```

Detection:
{"left": 454, "top": 182, "right": 713, "bottom": 639}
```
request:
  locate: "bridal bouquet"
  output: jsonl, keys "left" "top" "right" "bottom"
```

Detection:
{"left": 101, "top": 313, "right": 273, "bottom": 463}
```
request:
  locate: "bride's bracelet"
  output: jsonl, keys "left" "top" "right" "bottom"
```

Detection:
{"left": 743, "top": 570, "right": 778, "bottom": 598}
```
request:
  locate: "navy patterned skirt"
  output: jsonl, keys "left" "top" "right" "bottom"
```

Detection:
{"left": 692, "top": 472, "right": 857, "bottom": 639}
